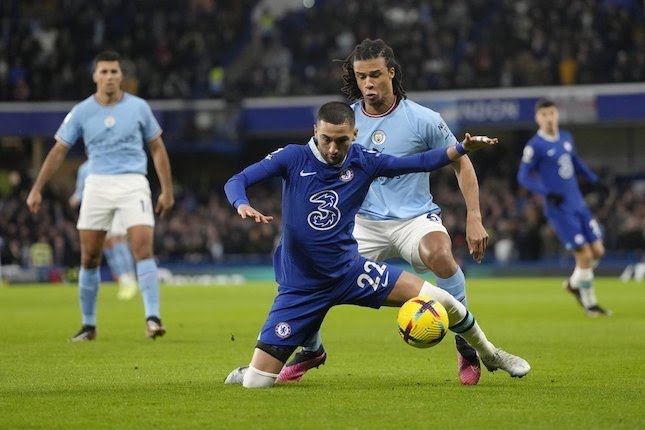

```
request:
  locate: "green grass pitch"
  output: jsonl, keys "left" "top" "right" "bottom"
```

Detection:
{"left": 1, "top": 277, "right": 643, "bottom": 429}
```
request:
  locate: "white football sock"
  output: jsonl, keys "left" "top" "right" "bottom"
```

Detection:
{"left": 242, "top": 365, "right": 279, "bottom": 388}
{"left": 570, "top": 267, "right": 596, "bottom": 308}
{"left": 419, "top": 282, "right": 496, "bottom": 358}
{"left": 419, "top": 281, "right": 466, "bottom": 326}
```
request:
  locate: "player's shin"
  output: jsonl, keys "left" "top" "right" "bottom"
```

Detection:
{"left": 79, "top": 267, "right": 100, "bottom": 325}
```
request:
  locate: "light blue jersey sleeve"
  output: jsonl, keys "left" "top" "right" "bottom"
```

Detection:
{"left": 56, "top": 104, "right": 84, "bottom": 147}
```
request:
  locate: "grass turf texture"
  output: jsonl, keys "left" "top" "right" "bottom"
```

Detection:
{"left": 0, "top": 278, "right": 643, "bottom": 429}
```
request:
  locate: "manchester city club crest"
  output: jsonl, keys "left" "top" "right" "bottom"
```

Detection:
{"left": 104, "top": 115, "right": 116, "bottom": 128}
{"left": 371, "top": 130, "right": 386, "bottom": 145}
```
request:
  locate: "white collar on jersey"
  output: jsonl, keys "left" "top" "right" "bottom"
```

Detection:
{"left": 537, "top": 129, "right": 560, "bottom": 142}
{"left": 307, "top": 137, "right": 347, "bottom": 167}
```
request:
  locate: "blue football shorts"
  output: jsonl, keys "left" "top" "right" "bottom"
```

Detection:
{"left": 258, "top": 256, "right": 403, "bottom": 347}
{"left": 547, "top": 205, "right": 602, "bottom": 251}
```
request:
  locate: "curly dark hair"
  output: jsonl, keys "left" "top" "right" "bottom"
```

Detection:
{"left": 339, "top": 38, "right": 406, "bottom": 102}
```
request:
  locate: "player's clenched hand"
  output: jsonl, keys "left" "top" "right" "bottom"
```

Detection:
{"left": 26, "top": 189, "right": 42, "bottom": 214}
{"left": 466, "top": 217, "right": 488, "bottom": 263}
{"left": 237, "top": 204, "right": 274, "bottom": 223}
{"left": 462, "top": 133, "right": 498, "bottom": 151}
{"left": 155, "top": 191, "right": 175, "bottom": 218}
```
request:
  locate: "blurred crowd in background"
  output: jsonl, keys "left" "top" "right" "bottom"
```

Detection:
{"left": 0, "top": 0, "right": 642, "bottom": 101}
{"left": 0, "top": 0, "right": 643, "bottom": 273}
{"left": 1, "top": 158, "right": 643, "bottom": 270}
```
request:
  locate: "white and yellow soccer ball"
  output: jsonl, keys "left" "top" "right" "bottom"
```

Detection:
{"left": 397, "top": 296, "right": 450, "bottom": 348}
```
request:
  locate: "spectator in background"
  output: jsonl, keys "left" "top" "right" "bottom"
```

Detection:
{"left": 29, "top": 235, "right": 53, "bottom": 282}
{"left": 517, "top": 98, "right": 611, "bottom": 317}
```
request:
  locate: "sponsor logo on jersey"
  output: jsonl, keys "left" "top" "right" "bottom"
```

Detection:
{"left": 308, "top": 190, "right": 341, "bottom": 231}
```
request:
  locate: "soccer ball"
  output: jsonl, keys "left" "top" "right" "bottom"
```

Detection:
{"left": 397, "top": 296, "right": 450, "bottom": 348}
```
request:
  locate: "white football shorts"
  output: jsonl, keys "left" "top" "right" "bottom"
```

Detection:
{"left": 106, "top": 210, "right": 127, "bottom": 238}
{"left": 77, "top": 174, "right": 155, "bottom": 232}
{"left": 353, "top": 213, "right": 449, "bottom": 273}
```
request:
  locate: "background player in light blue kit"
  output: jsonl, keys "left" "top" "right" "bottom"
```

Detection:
{"left": 223, "top": 101, "right": 529, "bottom": 388}
{"left": 70, "top": 160, "right": 138, "bottom": 301}
{"left": 279, "top": 39, "right": 487, "bottom": 385}
{"left": 517, "top": 98, "right": 611, "bottom": 317}
{"left": 26, "top": 51, "right": 175, "bottom": 340}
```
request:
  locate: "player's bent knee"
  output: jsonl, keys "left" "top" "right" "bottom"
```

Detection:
{"left": 242, "top": 365, "right": 279, "bottom": 388}
{"left": 256, "top": 341, "right": 296, "bottom": 363}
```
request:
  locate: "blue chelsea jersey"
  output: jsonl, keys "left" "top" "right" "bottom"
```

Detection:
{"left": 55, "top": 93, "right": 161, "bottom": 175}
{"left": 352, "top": 98, "right": 459, "bottom": 220}
{"left": 517, "top": 129, "right": 598, "bottom": 212}
{"left": 224, "top": 139, "right": 453, "bottom": 289}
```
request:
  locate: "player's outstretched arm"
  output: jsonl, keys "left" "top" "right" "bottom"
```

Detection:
{"left": 458, "top": 133, "right": 498, "bottom": 153}
{"left": 237, "top": 204, "right": 274, "bottom": 224}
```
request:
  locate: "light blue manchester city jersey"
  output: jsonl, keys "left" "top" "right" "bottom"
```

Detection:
{"left": 352, "top": 98, "right": 458, "bottom": 220}
{"left": 55, "top": 93, "right": 161, "bottom": 175}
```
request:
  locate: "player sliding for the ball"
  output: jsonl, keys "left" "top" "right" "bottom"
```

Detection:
{"left": 223, "top": 101, "right": 530, "bottom": 388}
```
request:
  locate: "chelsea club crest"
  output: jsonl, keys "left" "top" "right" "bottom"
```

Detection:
{"left": 339, "top": 168, "right": 354, "bottom": 182}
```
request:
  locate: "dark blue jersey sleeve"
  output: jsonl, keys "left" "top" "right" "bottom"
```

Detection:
{"left": 371, "top": 145, "right": 452, "bottom": 178}
{"left": 224, "top": 146, "right": 291, "bottom": 208}
{"left": 571, "top": 151, "right": 598, "bottom": 183}
{"left": 517, "top": 142, "right": 547, "bottom": 196}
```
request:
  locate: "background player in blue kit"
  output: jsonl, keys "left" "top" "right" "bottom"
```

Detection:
{"left": 26, "top": 51, "right": 175, "bottom": 340}
{"left": 70, "top": 160, "right": 138, "bottom": 301}
{"left": 518, "top": 98, "right": 611, "bottom": 317}
{"left": 279, "top": 39, "right": 487, "bottom": 386}
{"left": 223, "top": 101, "right": 530, "bottom": 388}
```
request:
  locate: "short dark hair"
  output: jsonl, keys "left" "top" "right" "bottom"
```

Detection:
{"left": 93, "top": 50, "right": 121, "bottom": 70}
{"left": 339, "top": 38, "right": 406, "bottom": 102}
{"left": 535, "top": 97, "right": 556, "bottom": 112}
{"left": 316, "top": 101, "right": 355, "bottom": 127}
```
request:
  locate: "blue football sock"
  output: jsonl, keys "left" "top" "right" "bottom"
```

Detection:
{"left": 79, "top": 267, "right": 100, "bottom": 326}
{"left": 104, "top": 241, "right": 135, "bottom": 278}
{"left": 436, "top": 266, "right": 467, "bottom": 307}
{"left": 137, "top": 258, "right": 160, "bottom": 318}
